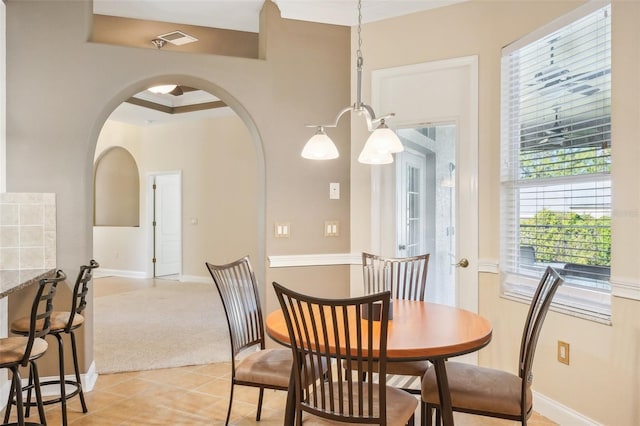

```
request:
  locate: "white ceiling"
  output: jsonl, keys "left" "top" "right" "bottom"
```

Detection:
{"left": 98, "top": 0, "right": 465, "bottom": 126}
{"left": 93, "top": 0, "right": 464, "bottom": 33}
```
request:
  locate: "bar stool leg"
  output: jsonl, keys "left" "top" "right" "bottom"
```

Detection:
{"left": 23, "top": 363, "right": 35, "bottom": 418}
{"left": 11, "top": 367, "right": 25, "bottom": 426}
{"left": 54, "top": 333, "right": 68, "bottom": 426}
{"left": 3, "top": 373, "right": 15, "bottom": 424}
{"left": 70, "top": 331, "right": 88, "bottom": 412}
{"left": 30, "top": 361, "right": 47, "bottom": 426}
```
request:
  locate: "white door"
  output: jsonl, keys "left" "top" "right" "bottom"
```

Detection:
{"left": 396, "top": 125, "right": 457, "bottom": 307}
{"left": 371, "top": 56, "right": 478, "bottom": 314}
{"left": 153, "top": 173, "right": 181, "bottom": 277}
{"left": 396, "top": 148, "right": 428, "bottom": 258}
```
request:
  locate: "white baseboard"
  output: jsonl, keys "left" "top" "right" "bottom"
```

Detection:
{"left": 94, "top": 271, "right": 210, "bottom": 284}
{"left": 19, "top": 361, "right": 98, "bottom": 397}
{"left": 534, "top": 390, "right": 601, "bottom": 425}
{"left": 0, "top": 378, "right": 10, "bottom": 411}
{"left": 0, "top": 362, "right": 98, "bottom": 412}
{"left": 83, "top": 361, "right": 98, "bottom": 392}
{"left": 94, "top": 269, "right": 148, "bottom": 279}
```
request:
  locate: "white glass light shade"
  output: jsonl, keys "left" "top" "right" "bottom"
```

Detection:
{"left": 358, "top": 149, "right": 393, "bottom": 164}
{"left": 365, "top": 125, "right": 404, "bottom": 154}
{"left": 301, "top": 128, "right": 339, "bottom": 160}
{"left": 148, "top": 84, "right": 178, "bottom": 94}
{"left": 358, "top": 124, "right": 403, "bottom": 164}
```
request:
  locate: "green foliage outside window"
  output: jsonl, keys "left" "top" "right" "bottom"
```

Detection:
{"left": 517, "top": 143, "right": 611, "bottom": 269}
{"left": 520, "top": 209, "right": 611, "bottom": 266}
{"left": 520, "top": 146, "right": 611, "bottom": 180}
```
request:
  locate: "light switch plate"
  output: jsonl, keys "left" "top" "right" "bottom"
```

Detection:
{"left": 557, "top": 340, "right": 570, "bottom": 365}
{"left": 329, "top": 183, "right": 340, "bottom": 200}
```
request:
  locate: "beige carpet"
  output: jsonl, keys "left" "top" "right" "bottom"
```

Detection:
{"left": 94, "top": 277, "right": 231, "bottom": 374}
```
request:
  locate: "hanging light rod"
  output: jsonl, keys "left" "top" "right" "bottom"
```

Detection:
{"left": 301, "top": 0, "right": 403, "bottom": 164}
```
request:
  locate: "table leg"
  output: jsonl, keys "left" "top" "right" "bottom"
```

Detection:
{"left": 432, "top": 358, "right": 454, "bottom": 426}
{"left": 283, "top": 365, "right": 296, "bottom": 425}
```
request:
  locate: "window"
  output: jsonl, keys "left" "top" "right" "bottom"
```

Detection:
{"left": 501, "top": 3, "right": 611, "bottom": 321}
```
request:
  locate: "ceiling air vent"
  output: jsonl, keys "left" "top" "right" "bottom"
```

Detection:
{"left": 157, "top": 31, "right": 198, "bottom": 46}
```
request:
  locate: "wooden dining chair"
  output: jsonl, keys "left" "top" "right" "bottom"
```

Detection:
{"left": 2, "top": 269, "right": 66, "bottom": 426}
{"left": 273, "top": 282, "right": 418, "bottom": 426}
{"left": 362, "top": 252, "right": 430, "bottom": 301}
{"left": 206, "top": 256, "right": 292, "bottom": 425}
{"left": 361, "top": 252, "right": 430, "bottom": 393}
{"left": 420, "top": 266, "right": 564, "bottom": 426}
{"left": 8, "top": 260, "right": 99, "bottom": 426}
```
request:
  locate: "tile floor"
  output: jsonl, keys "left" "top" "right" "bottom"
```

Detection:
{"left": 2, "top": 362, "right": 557, "bottom": 425}
{"left": 1, "top": 277, "right": 557, "bottom": 425}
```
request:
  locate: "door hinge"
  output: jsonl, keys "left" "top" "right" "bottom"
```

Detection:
{"left": 152, "top": 221, "right": 156, "bottom": 227}
{"left": 152, "top": 183, "right": 157, "bottom": 190}
{"left": 152, "top": 257, "right": 156, "bottom": 264}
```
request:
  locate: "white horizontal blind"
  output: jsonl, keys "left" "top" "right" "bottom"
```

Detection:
{"left": 501, "top": 4, "right": 611, "bottom": 293}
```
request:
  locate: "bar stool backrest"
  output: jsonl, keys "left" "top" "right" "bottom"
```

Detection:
{"left": 22, "top": 269, "right": 66, "bottom": 366}
{"left": 65, "top": 259, "right": 100, "bottom": 333}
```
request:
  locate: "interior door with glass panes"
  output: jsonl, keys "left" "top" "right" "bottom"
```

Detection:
{"left": 396, "top": 125, "right": 457, "bottom": 307}
{"left": 372, "top": 57, "right": 478, "bottom": 314}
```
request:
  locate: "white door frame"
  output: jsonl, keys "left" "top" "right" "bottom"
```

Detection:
{"left": 146, "top": 171, "right": 182, "bottom": 278}
{"left": 370, "top": 55, "right": 479, "bottom": 313}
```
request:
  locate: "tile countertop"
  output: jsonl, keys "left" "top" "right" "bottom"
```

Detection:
{"left": 0, "top": 269, "right": 56, "bottom": 298}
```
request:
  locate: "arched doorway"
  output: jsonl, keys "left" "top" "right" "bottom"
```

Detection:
{"left": 90, "top": 78, "right": 265, "bottom": 373}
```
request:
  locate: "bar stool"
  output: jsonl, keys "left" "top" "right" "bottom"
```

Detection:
{"left": 2, "top": 269, "right": 65, "bottom": 426}
{"left": 8, "top": 260, "right": 99, "bottom": 426}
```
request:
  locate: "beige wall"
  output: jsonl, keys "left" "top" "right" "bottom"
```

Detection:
{"left": 5, "top": 0, "right": 351, "bottom": 375}
{"left": 94, "top": 114, "right": 260, "bottom": 278}
{"left": 351, "top": 1, "right": 639, "bottom": 424}
{"left": 93, "top": 121, "right": 145, "bottom": 273}
{"left": 5, "top": 0, "right": 639, "bottom": 422}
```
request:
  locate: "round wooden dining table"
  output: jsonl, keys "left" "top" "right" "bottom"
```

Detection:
{"left": 265, "top": 298, "right": 493, "bottom": 426}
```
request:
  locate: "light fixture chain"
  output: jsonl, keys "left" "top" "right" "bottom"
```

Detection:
{"left": 301, "top": 0, "right": 402, "bottom": 163}
{"left": 356, "top": 0, "right": 363, "bottom": 62}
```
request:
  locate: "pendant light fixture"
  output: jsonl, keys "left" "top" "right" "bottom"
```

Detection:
{"left": 148, "top": 84, "right": 178, "bottom": 94}
{"left": 301, "top": 0, "right": 403, "bottom": 164}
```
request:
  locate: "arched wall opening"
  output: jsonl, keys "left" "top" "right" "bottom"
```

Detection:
{"left": 90, "top": 75, "right": 266, "bottom": 282}
{"left": 88, "top": 75, "right": 266, "bottom": 373}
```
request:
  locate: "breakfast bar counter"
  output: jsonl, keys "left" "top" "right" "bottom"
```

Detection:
{"left": 0, "top": 269, "right": 56, "bottom": 298}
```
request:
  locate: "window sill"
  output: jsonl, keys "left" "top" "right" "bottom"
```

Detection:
{"left": 502, "top": 273, "right": 612, "bottom": 326}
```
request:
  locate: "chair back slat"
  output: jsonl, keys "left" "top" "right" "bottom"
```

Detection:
{"left": 206, "top": 257, "right": 265, "bottom": 358}
{"left": 273, "top": 282, "right": 391, "bottom": 425}
{"left": 66, "top": 259, "right": 100, "bottom": 332}
{"left": 519, "top": 266, "right": 564, "bottom": 383}
{"left": 362, "top": 252, "right": 430, "bottom": 301}
{"left": 23, "top": 269, "right": 66, "bottom": 366}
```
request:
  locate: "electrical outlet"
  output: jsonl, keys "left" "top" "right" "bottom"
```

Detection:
{"left": 274, "top": 222, "right": 290, "bottom": 238}
{"left": 324, "top": 221, "right": 339, "bottom": 237}
{"left": 557, "top": 341, "right": 570, "bottom": 365}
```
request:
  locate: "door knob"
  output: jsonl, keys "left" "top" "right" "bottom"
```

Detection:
{"left": 454, "top": 258, "right": 469, "bottom": 268}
